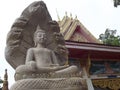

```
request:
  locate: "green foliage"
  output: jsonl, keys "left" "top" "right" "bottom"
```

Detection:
{"left": 114, "top": 0, "right": 120, "bottom": 7}
{"left": 0, "top": 79, "right": 3, "bottom": 84}
{"left": 99, "top": 29, "right": 120, "bottom": 46}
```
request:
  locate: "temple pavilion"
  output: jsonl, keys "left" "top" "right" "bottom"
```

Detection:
{"left": 58, "top": 13, "right": 120, "bottom": 90}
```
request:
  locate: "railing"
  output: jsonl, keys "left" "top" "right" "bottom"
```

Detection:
{"left": 92, "top": 77, "right": 120, "bottom": 90}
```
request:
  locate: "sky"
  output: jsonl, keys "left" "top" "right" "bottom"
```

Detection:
{"left": 0, "top": 0, "right": 120, "bottom": 88}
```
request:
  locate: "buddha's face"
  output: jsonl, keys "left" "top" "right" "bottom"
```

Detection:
{"left": 35, "top": 31, "right": 47, "bottom": 45}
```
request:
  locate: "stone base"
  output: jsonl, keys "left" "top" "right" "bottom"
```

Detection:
{"left": 10, "top": 78, "right": 87, "bottom": 90}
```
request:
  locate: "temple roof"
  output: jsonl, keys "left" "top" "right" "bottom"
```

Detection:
{"left": 58, "top": 13, "right": 101, "bottom": 43}
{"left": 66, "top": 41, "right": 120, "bottom": 60}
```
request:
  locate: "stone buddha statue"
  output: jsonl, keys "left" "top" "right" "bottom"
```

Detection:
{"left": 15, "top": 26, "right": 79, "bottom": 81}
{"left": 5, "top": 1, "right": 87, "bottom": 90}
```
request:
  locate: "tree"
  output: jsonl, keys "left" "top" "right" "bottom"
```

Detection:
{"left": 114, "top": 0, "right": 120, "bottom": 7}
{"left": 0, "top": 77, "right": 3, "bottom": 90}
{"left": 99, "top": 28, "right": 120, "bottom": 46}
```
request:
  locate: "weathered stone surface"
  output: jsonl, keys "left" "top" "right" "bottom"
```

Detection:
{"left": 14, "top": 26, "right": 79, "bottom": 81}
{"left": 5, "top": 0, "right": 68, "bottom": 69}
{"left": 10, "top": 78, "right": 87, "bottom": 90}
{"left": 5, "top": 1, "right": 87, "bottom": 90}
{"left": 5, "top": 1, "right": 53, "bottom": 69}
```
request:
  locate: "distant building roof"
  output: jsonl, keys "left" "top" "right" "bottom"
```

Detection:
{"left": 58, "top": 13, "right": 101, "bottom": 43}
{"left": 66, "top": 40, "right": 120, "bottom": 60}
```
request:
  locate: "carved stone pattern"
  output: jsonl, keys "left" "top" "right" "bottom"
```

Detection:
{"left": 15, "top": 72, "right": 80, "bottom": 81}
{"left": 92, "top": 78, "right": 120, "bottom": 90}
{"left": 10, "top": 78, "right": 87, "bottom": 90}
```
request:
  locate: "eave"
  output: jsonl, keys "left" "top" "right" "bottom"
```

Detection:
{"left": 66, "top": 41, "right": 120, "bottom": 61}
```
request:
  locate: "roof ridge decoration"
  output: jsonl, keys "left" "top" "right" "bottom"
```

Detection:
{"left": 70, "top": 13, "right": 73, "bottom": 20}
{"left": 62, "top": 17, "right": 72, "bottom": 35}
{"left": 59, "top": 14, "right": 100, "bottom": 43}
{"left": 59, "top": 12, "right": 68, "bottom": 28}
{"left": 64, "top": 19, "right": 78, "bottom": 40}
{"left": 56, "top": 9, "right": 60, "bottom": 21}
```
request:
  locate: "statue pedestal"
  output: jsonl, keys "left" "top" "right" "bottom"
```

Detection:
{"left": 10, "top": 78, "right": 87, "bottom": 90}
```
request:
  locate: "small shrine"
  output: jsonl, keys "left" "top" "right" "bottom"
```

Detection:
{"left": 0, "top": 69, "right": 8, "bottom": 90}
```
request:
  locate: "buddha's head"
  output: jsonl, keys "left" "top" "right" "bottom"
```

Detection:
{"left": 34, "top": 25, "right": 47, "bottom": 46}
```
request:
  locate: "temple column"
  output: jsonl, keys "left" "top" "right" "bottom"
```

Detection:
{"left": 83, "top": 67, "right": 94, "bottom": 90}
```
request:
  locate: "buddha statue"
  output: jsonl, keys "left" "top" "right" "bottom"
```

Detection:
{"left": 15, "top": 26, "right": 79, "bottom": 81}
{"left": 6, "top": 1, "right": 87, "bottom": 90}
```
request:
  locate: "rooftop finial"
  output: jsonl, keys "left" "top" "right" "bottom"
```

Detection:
{"left": 70, "top": 13, "right": 73, "bottom": 19}
{"left": 36, "top": 25, "right": 41, "bottom": 31}
{"left": 75, "top": 15, "right": 78, "bottom": 20}
{"left": 65, "top": 12, "right": 67, "bottom": 17}
{"left": 56, "top": 8, "right": 60, "bottom": 21}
